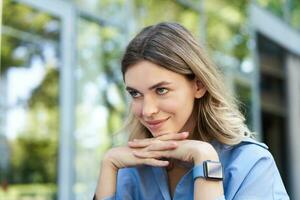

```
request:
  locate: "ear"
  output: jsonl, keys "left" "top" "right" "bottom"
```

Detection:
{"left": 194, "top": 79, "right": 206, "bottom": 99}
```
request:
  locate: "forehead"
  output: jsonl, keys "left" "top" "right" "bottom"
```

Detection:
{"left": 124, "top": 61, "right": 187, "bottom": 87}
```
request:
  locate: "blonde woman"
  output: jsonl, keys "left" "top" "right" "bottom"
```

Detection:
{"left": 94, "top": 22, "right": 289, "bottom": 200}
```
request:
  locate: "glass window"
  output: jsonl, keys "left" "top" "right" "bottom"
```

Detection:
{"left": 74, "top": 18, "right": 127, "bottom": 198}
{"left": 0, "top": 1, "right": 60, "bottom": 199}
{"left": 75, "top": 0, "right": 126, "bottom": 21}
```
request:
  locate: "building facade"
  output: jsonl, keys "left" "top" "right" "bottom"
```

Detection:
{"left": 250, "top": 4, "right": 300, "bottom": 199}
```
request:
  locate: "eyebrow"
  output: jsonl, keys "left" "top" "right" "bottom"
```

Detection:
{"left": 125, "top": 81, "right": 172, "bottom": 91}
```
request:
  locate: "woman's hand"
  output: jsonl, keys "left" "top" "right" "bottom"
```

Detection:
{"left": 101, "top": 132, "right": 189, "bottom": 170}
{"left": 102, "top": 143, "right": 172, "bottom": 170}
{"left": 98, "top": 143, "right": 175, "bottom": 199}
{"left": 96, "top": 132, "right": 220, "bottom": 199}
{"left": 128, "top": 133, "right": 219, "bottom": 165}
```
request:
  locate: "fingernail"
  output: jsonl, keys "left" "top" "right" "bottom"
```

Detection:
{"left": 182, "top": 132, "right": 189, "bottom": 136}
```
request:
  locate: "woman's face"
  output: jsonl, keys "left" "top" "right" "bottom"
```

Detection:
{"left": 124, "top": 61, "right": 206, "bottom": 137}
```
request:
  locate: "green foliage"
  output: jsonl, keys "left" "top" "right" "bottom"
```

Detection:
{"left": 28, "top": 68, "right": 59, "bottom": 110}
{"left": 134, "top": 0, "right": 200, "bottom": 38}
{"left": 256, "top": 0, "right": 300, "bottom": 29}
{"left": 7, "top": 68, "right": 60, "bottom": 184}
{"left": 132, "top": 0, "right": 251, "bottom": 62}
{"left": 2, "top": 0, "right": 60, "bottom": 185}
{"left": 1, "top": 0, "right": 59, "bottom": 73}
{"left": 235, "top": 80, "right": 253, "bottom": 130}
{"left": 257, "top": 0, "right": 284, "bottom": 17}
{"left": 7, "top": 68, "right": 59, "bottom": 184}
{"left": 2, "top": 0, "right": 58, "bottom": 38}
{"left": 100, "top": 26, "right": 128, "bottom": 137}
{"left": 1, "top": 35, "right": 23, "bottom": 72}
{"left": 205, "top": 0, "right": 249, "bottom": 60}
{"left": 8, "top": 137, "right": 57, "bottom": 183}
{"left": 0, "top": 183, "right": 56, "bottom": 200}
{"left": 291, "top": 0, "right": 300, "bottom": 29}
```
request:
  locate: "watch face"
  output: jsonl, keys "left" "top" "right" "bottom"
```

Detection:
{"left": 204, "top": 161, "right": 223, "bottom": 180}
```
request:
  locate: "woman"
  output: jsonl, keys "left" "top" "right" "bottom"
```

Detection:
{"left": 94, "top": 22, "right": 289, "bottom": 200}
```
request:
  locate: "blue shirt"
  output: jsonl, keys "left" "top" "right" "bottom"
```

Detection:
{"left": 103, "top": 138, "right": 289, "bottom": 200}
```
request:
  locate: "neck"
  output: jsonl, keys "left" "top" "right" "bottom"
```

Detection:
{"left": 166, "top": 158, "right": 193, "bottom": 171}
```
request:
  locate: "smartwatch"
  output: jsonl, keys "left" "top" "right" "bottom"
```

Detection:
{"left": 193, "top": 160, "right": 223, "bottom": 180}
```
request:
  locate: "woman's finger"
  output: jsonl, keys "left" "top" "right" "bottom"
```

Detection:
{"left": 128, "top": 139, "right": 153, "bottom": 148}
{"left": 133, "top": 151, "right": 159, "bottom": 158}
{"left": 143, "top": 158, "right": 169, "bottom": 167}
{"left": 146, "top": 141, "right": 177, "bottom": 151}
{"left": 128, "top": 132, "right": 188, "bottom": 148}
{"left": 156, "top": 131, "right": 189, "bottom": 141}
{"left": 129, "top": 139, "right": 177, "bottom": 151}
{"left": 133, "top": 150, "right": 171, "bottom": 159}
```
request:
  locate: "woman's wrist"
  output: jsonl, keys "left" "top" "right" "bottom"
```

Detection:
{"left": 95, "top": 157, "right": 118, "bottom": 199}
{"left": 102, "top": 150, "right": 120, "bottom": 172}
{"left": 192, "top": 143, "right": 219, "bottom": 165}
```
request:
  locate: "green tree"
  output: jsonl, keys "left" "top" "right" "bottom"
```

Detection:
{"left": 1, "top": 0, "right": 59, "bottom": 73}
{"left": 1, "top": 0, "right": 59, "bottom": 186}
{"left": 8, "top": 68, "right": 59, "bottom": 184}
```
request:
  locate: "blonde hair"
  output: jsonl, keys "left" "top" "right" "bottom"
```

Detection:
{"left": 121, "top": 22, "right": 251, "bottom": 145}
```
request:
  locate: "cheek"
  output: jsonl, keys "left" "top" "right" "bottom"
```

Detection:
{"left": 131, "top": 101, "right": 142, "bottom": 117}
{"left": 160, "top": 100, "right": 180, "bottom": 113}
{"left": 162, "top": 93, "right": 195, "bottom": 112}
{"left": 161, "top": 95, "right": 195, "bottom": 120}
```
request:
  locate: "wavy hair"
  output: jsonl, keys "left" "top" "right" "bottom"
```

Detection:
{"left": 121, "top": 22, "right": 251, "bottom": 145}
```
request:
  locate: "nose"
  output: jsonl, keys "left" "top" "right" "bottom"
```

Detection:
{"left": 142, "top": 95, "right": 159, "bottom": 118}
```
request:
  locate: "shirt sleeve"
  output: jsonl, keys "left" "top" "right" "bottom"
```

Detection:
{"left": 93, "top": 168, "right": 136, "bottom": 200}
{"left": 225, "top": 144, "right": 289, "bottom": 200}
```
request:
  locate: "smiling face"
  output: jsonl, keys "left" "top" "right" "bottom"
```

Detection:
{"left": 124, "top": 61, "right": 206, "bottom": 137}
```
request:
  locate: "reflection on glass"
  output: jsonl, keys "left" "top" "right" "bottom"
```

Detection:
{"left": 75, "top": 0, "right": 126, "bottom": 22}
{"left": 74, "top": 19, "right": 127, "bottom": 199}
{"left": 0, "top": 1, "right": 60, "bottom": 199}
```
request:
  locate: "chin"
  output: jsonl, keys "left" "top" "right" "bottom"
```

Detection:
{"left": 151, "top": 132, "right": 164, "bottom": 138}
{"left": 152, "top": 129, "right": 179, "bottom": 137}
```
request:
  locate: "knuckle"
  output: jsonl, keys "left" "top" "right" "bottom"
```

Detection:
{"left": 168, "top": 141, "right": 177, "bottom": 146}
{"left": 153, "top": 152, "right": 161, "bottom": 158}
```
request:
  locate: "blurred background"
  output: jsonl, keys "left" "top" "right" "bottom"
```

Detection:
{"left": 0, "top": 0, "right": 300, "bottom": 199}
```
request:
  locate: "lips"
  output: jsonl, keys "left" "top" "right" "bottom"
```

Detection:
{"left": 144, "top": 117, "right": 169, "bottom": 130}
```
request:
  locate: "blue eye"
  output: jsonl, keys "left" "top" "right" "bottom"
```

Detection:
{"left": 156, "top": 88, "right": 168, "bottom": 95}
{"left": 128, "top": 90, "right": 141, "bottom": 98}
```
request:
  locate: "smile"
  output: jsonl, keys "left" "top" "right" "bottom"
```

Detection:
{"left": 145, "top": 117, "right": 170, "bottom": 130}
